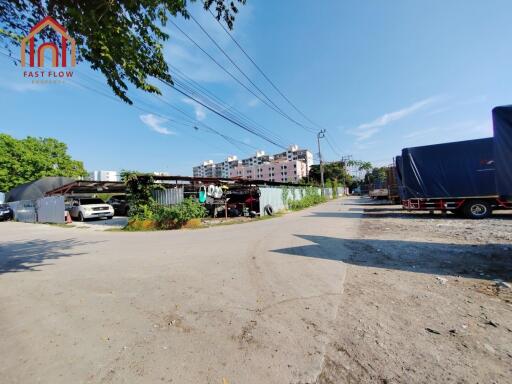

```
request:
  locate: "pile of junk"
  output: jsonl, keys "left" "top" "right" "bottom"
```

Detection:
{"left": 195, "top": 183, "right": 261, "bottom": 219}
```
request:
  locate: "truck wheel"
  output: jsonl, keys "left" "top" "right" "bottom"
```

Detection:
{"left": 463, "top": 200, "right": 491, "bottom": 219}
{"left": 78, "top": 212, "right": 85, "bottom": 222}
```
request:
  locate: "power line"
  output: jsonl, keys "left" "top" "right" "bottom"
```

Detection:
{"left": 170, "top": 64, "right": 286, "bottom": 143}
{"left": 188, "top": 13, "right": 316, "bottom": 135}
{"left": 207, "top": 7, "right": 323, "bottom": 132}
{"left": 204, "top": 9, "right": 350, "bottom": 159}
{"left": 1, "top": 44, "right": 289, "bottom": 156}
{"left": 0, "top": 50, "right": 258, "bottom": 157}
{"left": 168, "top": 19, "right": 315, "bottom": 134}
{"left": 170, "top": 71, "right": 287, "bottom": 146}
{"left": 8, "top": 20, "right": 300, "bottom": 152}
{"left": 325, "top": 132, "right": 342, "bottom": 158}
{"left": 162, "top": 79, "right": 287, "bottom": 149}
{"left": 150, "top": 92, "right": 258, "bottom": 154}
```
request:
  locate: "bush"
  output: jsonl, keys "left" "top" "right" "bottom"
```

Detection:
{"left": 288, "top": 194, "right": 326, "bottom": 210}
{"left": 122, "top": 172, "right": 160, "bottom": 218}
{"left": 153, "top": 198, "right": 207, "bottom": 229}
{"left": 287, "top": 187, "right": 326, "bottom": 210}
{"left": 124, "top": 198, "right": 207, "bottom": 231}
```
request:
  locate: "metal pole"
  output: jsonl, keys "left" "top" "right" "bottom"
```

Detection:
{"left": 317, "top": 129, "right": 326, "bottom": 194}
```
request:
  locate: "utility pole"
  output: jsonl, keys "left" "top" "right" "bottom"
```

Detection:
{"left": 317, "top": 129, "right": 326, "bottom": 193}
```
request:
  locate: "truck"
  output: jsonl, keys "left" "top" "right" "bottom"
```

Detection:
{"left": 368, "top": 179, "right": 389, "bottom": 199}
{"left": 396, "top": 105, "right": 512, "bottom": 219}
{"left": 367, "top": 166, "right": 400, "bottom": 203}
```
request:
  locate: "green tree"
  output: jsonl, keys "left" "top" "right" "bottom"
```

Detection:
{"left": 309, "top": 161, "right": 351, "bottom": 186}
{"left": 121, "top": 171, "right": 162, "bottom": 218}
{"left": 364, "top": 167, "right": 388, "bottom": 185}
{"left": 0, "top": 1, "right": 245, "bottom": 104}
{"left": 346, "top": 159, "right": 372, "bottom": 173}
{"left": 0, "top": 133, "right": 87, "bottom": 191}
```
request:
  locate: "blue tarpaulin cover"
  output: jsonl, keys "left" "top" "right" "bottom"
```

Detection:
{"left": 394, "top": 155, "right": 409, "bottom": 200}
{"left": 492, "top": 105, "right": 512, "bottom": 198}
{"left": 400, "top": 138, "right": 496, "bottom": 199}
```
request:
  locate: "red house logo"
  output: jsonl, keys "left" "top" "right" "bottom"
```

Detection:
{"left": 20, "top": 16, "right": 76, "bottom": 68}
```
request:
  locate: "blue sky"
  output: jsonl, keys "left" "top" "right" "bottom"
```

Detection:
{"left": 1, "top": 0, "right": 511, "bottom": 175}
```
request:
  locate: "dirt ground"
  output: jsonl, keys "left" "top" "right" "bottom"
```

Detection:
{"left": 0, "top": 198, "right": 511, "bottom": 383}
{"left": 317, "top": 202, "right": 512, "bottom": 384}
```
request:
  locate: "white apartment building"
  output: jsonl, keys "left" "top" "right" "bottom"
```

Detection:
{"left": 88, "top": 170, "right": 120, "bottom": 182}
{"left": 273, "top": 144, "right": 314, "bottom": 170}
{"left": 192, "top": 145, "right": 313, "bottom": 183}
{"left": 230, "top": 159, "right": 308, "bottom": 183}
{"left": 193, "top": 160, "right": 216, "bottom": 178}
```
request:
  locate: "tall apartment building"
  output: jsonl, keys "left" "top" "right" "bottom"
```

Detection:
{"left": 193, "top": 160, "right": 216, "bottom": 178}
{"left": 88, "top": 170, "right": 120, "bottom": 182}
{"left": 192, "top": 145, "right": 313, "bottom": 183}
{"left": 273, "top": 144, "right": 314, "bottom": 170}
{"left": 230, "top": 159, "right": 308, "bottom": 183}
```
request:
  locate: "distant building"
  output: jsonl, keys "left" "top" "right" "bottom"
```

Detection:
{"left": 230, "top": 159, "right": 308, "bottom": 183}
{"left": 273, "top": 144, "right": 314, "bottom": 170}
{"left": 193, "top": 160, "right": 216, "bottom": 178}
{"left": 88, "top": 170, "right": 120, "bottom": 182}
{"left": 192, "top": 145, "right": 312, "bottom": 183}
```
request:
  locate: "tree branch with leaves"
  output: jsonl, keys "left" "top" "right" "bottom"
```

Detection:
{"left": 0, "top": 0, "right": 246, "bottom": 104}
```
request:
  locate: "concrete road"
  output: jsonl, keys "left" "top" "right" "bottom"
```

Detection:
{"left": 0, "top": 199, "right": 359, "bottom": 384}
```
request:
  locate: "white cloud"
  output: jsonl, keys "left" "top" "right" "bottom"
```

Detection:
{"left": 426, "top": 95, "right": 488, "bottom": 117}
{"left": 350, "top": 97, "right": 439, "bottom": 141}
{"left": 182, "top": 98, "right": 207, "bottom": 121}
{"left": 140, "top": 114, "right": 175, "bottom": 135}
{"left": 404, "top": 120, "right": 492, "bottom": 144}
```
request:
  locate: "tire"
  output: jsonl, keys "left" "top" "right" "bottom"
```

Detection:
{"left": 264, "top": 204, "right": 274, "bottom": 216}
{"left": 463, "top": 200, "right": 492, "bottom": 219}
{"left": 78, "top": 212, "right": 85, "bottom": 222}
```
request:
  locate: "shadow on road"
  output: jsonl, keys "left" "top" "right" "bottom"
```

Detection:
{"left": 72, "top": 216, "right": 128, "bottom": 230}
{"left": 307, "top": 211, "right": 428, "bottom": 219}
{"left": 0, "top": 238, "right": 95, "bottom": 274}
{"left": 272, "top": 234, "right": 512, "bottom": 281}
{"left": 307, "top": 210, "right": 512, "bottom": 220}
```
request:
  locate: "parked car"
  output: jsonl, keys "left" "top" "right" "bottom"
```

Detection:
{"left": 107, "top": 195, "right": 130, "bottom": 216}
{"left": 0, "top": 204, "right": 14, "bottom": 221}
{"left": 69, "top": 198, "right": 114, "bottom": 221}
